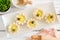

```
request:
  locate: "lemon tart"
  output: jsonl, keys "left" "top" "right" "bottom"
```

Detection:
{"left": 33, "top": 9, "right": 43, "bottom": 20}
{"left": 27, "top": 19, "right": 36, "bottom": 28}
{"left": 45, "top": 13, "right": 57, "bottom": 23}
{"left": 7, "top": 23, "right": 19, "bottom": 34}
{"left": 16, "top": 14, "right": 26, "bottom": 24}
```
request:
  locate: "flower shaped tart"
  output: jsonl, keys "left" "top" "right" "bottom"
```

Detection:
{"left": 27, "top": 19, "right": 36, "bottom": 28}
{"left": 7, "top": 23, "right": 19, "bottom": 34}
{"left": 16, "top": 14, "right": 26, "bottom": 25}
{"left": 33, "top": 9, "right": 43, "bottom": 20}
{"left": 45, "top": 13, "right": 57, "bottom": 23}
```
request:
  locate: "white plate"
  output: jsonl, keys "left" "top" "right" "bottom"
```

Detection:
{"left": 1, "top": 2, "right": 58, "bottom": 40}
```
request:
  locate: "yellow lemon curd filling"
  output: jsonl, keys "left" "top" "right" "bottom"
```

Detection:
{"left": 45, "top": 13, "right": 57, "bottom": 23}
{"left": 27, "top": 19, "right": 36, "bottom": 28}
{"left": 8, "top": 23, "right": 18, "bottom": 33}
{"left": 16, "top": 14, "right": 26, "bottom": 24}
{"left": 34, "top": 9, "right": 43, "bottom": 20}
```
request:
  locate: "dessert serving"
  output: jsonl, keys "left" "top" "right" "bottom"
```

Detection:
{"left": 45, "top": 13, "right": 57, "bottom": 23}
{"left": 16, "top": 13, "right": 26, "bottom": 25}
{"left": 7, "top": 23, "right": 19, "bottom": 34}
{"left": 33, "top": 9, "right": 43, "bottom": 20}
{"left": 27, "top": 19, "right": 37, "bottom": 28}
